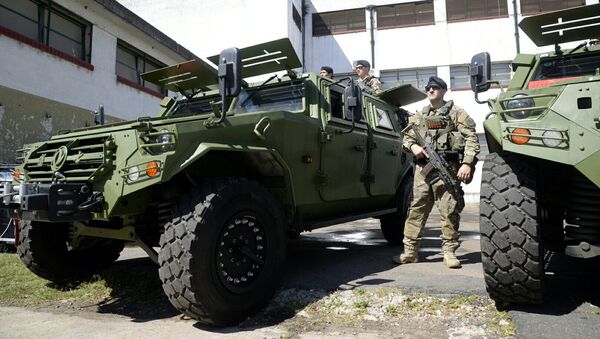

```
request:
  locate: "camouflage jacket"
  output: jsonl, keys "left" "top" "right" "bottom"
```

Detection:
{"left": 358, "top": 76, "right": 383, "bottom": 95}
{"left": 403, "top": 100, "right": 480, "bottom": 165}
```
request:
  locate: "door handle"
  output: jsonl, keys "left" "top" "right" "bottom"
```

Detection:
{"left": 253, "top": 117, "right": 271, "bottom": 140}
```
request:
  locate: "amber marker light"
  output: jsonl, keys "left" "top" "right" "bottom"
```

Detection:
{"left": 146, "top": 161, "right": 160, "bottom": 177}
{"left": 511, "top": 128, "right": 531, "bottom": 145}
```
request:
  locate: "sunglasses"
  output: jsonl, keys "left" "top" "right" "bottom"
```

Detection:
{"left": 355, "top": 65, "right": 365, "bottom": 70}
{"left": 425, "top": 85, "right": 441, "bottom": 91}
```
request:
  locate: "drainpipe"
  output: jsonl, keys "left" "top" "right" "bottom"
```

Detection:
{"left": 513, "top": 0, "right": 521, "bottom": 54}
{"left": 366, "top": 5, "right": 376, "bottom": 68}
{"left": 301, "top": 0, "right": 306, "bottom": 72}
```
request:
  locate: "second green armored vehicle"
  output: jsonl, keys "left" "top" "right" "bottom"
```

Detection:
{"left": 470, "top": 4, "right": 600, "bottom": 304}
{"left": 1, "top": 39, "right": 424, "bottom": 325}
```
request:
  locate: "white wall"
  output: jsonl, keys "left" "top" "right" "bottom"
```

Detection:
{"left": 0, "top": 0, "right": 190, "bottom": 121}
{"left": 117, "top": 0, "right": 290, "bottom": 58}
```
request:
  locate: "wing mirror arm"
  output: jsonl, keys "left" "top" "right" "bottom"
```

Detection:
{"left": 215, "top": 47, "right": 242, "bottom": 124}
{"left": 469, "top": 52, "right": 493, "bottom": 105}
{"left": 338, "top": 81, "right": 364, "bottom": 134}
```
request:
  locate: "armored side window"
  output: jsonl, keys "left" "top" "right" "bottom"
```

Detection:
{"left": 533, "top": 53, "right": 600, "bottom": 80}
{"left": 375, "top": 107, "right": 394, "bottom": 131}
{"left": 168, "top": 96, "right": 220, "bottom": 117}
{"left": 329, "top": 88, "right": 344, "bottom": 119}
{"left": 232, "top": 81, "right": 304, "bottom": 114}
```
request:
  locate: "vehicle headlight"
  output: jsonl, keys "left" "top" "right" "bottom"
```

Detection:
{"left": 127, "top": 166, "right": 140, "bottom": 182}
{"left": 154, "top": 129, "right": 175, "bottom": 153}
{"left": 542, "top": 130, "right": 563, "bottom": 147}
{"left": 506, "top": 94, "right": 535, "bottom": 119}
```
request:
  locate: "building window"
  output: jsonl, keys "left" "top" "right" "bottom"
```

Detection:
{"left": 377, "top": 1, "right": 434, "bottom": 29}
{"left": 451, "top": 62, "right": 511, "bottom": 89}
{"left": 292, "top": 4, "right": 302, "bottom": 32}
{"left": 446, "top": 0, "right": 508, "bottom": 22}
{"left": 491, "top": 62, "right": 511, "bottom": 87}
{"left": 312, "top": 8, "right": 366, "bottom": 36}
{"left": 0, "top": 0, "right": 91, "bottom": 61}
{"left": 520, "top": 0, "right": 586, "bottom": 15}
{"left": 116, "top": 41, "right": 166, "bottom": 95}
{"left": 380, "top": 67, "right": 437, "bottom": 90}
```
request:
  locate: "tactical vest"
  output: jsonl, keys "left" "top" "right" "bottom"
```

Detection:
{"left": 419, "top": 100, "right": 465, "bottom": 158}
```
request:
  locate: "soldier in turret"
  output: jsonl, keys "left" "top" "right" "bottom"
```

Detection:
{"left": 392, "top": 76, "right": 480, "bottom": 269}
{"left": 354, "top": 60, "right": 382, "bottom": 94}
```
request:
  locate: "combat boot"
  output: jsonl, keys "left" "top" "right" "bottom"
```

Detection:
{"left": 443, "top": 251, "right": 461, "bottom": 269}
{"left": 392, "top": 243, "right": 419, "bottom": 265}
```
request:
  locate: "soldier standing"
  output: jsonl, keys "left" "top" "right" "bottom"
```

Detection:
{"left": 392, "top": 76, "right": 480, "bottom": 269}
{"left": 354, "top": 60, "right": 383, "bottom": 94}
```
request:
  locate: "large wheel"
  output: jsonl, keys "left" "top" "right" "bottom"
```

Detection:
{"left": 379, "top": 176, "right": 413, "bottom": 245}
{"left": 479, "top": 152, "right": 544, "bottom": 304}
{"left": 17, "top": 220, "right": 124, "bottom": 282}
{"left": 158, "top": 178, "right": 287, "bottom": 326}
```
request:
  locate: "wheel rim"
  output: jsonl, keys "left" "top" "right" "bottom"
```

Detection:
{"left": 216, "top": 213, "right": 267, "bottom": 293}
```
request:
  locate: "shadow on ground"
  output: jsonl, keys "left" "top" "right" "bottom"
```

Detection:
{"left": 94, "top": 257, "right": 179, "bottom": 321}
{"left": 504, "top": 254, "right": 600, "bottom": 316}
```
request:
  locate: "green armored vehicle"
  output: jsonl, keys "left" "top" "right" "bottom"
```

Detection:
{"left": 470, "top": 4, "right": 600, "bottom": 304}
{"left": 0, "top": 39, "right": 424, "bottom": 325}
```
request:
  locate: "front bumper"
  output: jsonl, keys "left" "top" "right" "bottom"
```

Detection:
{"left": 1, "top": 182, "right": 95, "bottom": 222}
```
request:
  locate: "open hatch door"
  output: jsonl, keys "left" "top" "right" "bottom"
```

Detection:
{"left": 208, "top": 38, "right": 301, "bottom": 79}
{"left": 141, "top": 59, "right": 218, "bottom": 93}
{"left": 377, "top": 84, "right": 427, "bottom": 107}
{"left": 519, "top": 3, "right": 600, "bottom": 47}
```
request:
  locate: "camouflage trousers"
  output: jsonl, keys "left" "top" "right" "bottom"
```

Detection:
{"left": 403, "top": 164, "right": 465, "bottom": 252}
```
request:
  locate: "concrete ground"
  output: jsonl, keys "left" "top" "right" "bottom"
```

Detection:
{"left": 1, "top": 204, "right": 599, "bottom": 338}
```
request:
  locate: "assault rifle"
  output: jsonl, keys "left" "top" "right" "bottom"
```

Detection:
{"left": 402, "top": 123, "right": 463, "bottom": 200}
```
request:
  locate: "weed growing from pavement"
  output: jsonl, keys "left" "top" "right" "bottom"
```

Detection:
{"left": 244, "top": 286, "right": 517, "bottom": 337}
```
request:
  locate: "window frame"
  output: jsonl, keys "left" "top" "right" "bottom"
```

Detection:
{"left": 312, "top": 8, "right": 366, "bottom": 37}
{"left": 376, "top": 1, "right": 435, "bottom": 30}
{"left": 519, "top": 0, "right": 586, "bottom": 16}
{"left": 0, "top": 0, "right": 91, "bottom": 62}
{"left": 379, "top": 67, "right": 438, "bottom": 91}
{"left": 450, "top": 61, "right": 512, "bottom": 90}
{"left": 445, "top": 0, "right": 509, "bottom": 23}
{"left": 116, "top": 40, "right": 167, "bottom": 97}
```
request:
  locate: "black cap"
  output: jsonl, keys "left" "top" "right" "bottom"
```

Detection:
{"left": 320, "top": 66, "right": 333, "bottom": 74}
{"left": 355, "top": 60, "right": 370, "bottom": 68}
{"left": 425, "top": 76, "right": 447, "bottom": 90}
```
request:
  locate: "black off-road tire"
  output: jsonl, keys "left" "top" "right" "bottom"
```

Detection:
{"left": 380, "top": 176, "right": 413, "bottom": 245}
{"left": 479, "top": 152, "right": 544, "bottom": 304}
{"left": 158, "top": 178, "right": 287, "bottom": 326}
{"left": 17, "top": 220, "right": 124, "bottom": 282}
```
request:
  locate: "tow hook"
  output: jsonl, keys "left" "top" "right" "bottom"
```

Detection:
{"left": 78, "top": 192, "right": 104, "bottom": 212}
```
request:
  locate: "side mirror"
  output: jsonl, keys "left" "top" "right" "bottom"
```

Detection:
{"left": 94, "top": 105, "right": 105, "bottom": 125}
{"left": 216, "top": 47, "right": 242, "bottom": 123}
{"left": 470, "top": 52, "right": 491, "bottom": 93}
{"left": 343, "top": 82, "right": 363, "bottom": 122}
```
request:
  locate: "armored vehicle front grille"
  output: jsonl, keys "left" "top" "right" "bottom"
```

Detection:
{"left": 24, "top": 136, "right": 110, "bottom": 183}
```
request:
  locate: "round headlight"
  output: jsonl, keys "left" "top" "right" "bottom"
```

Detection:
{"left": 155, "top": 129, "right": 174, "bottom": 152}
{"left": 542, "top": 130, "right": 562, "bottom": 147}
{"left": 506, "top": 94, "right": 534, "bottom": 119}
{"left": 127, "top": 166, "right": 140, "bottom": 182}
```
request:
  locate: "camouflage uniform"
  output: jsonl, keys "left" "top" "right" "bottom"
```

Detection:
{"left": 358, "top": 76, "right": 383, "bottom": 95}
{"left": 402, "top": 100, "right": 479, "bottom": 253}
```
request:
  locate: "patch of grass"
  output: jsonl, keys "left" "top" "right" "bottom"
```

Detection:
{"left": 353, "top": 300, "right": 369, "bottom": 310}
{"left": 446, "top": 295, "right": 479, "bottom": 308}
{"left": 385, "top": 304, "right": 399, "bottom": 315}
{"left": 352, "top": 288, "right": 367, "bottom": 296}
{"left": 488, "top": 306, "right": 516, "bottom": 337}
{"left": 0, "top": 254, "right": 110, "bottom": 305}
{"left": 0, "top": 253, "right": 164, "bottom": 309}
